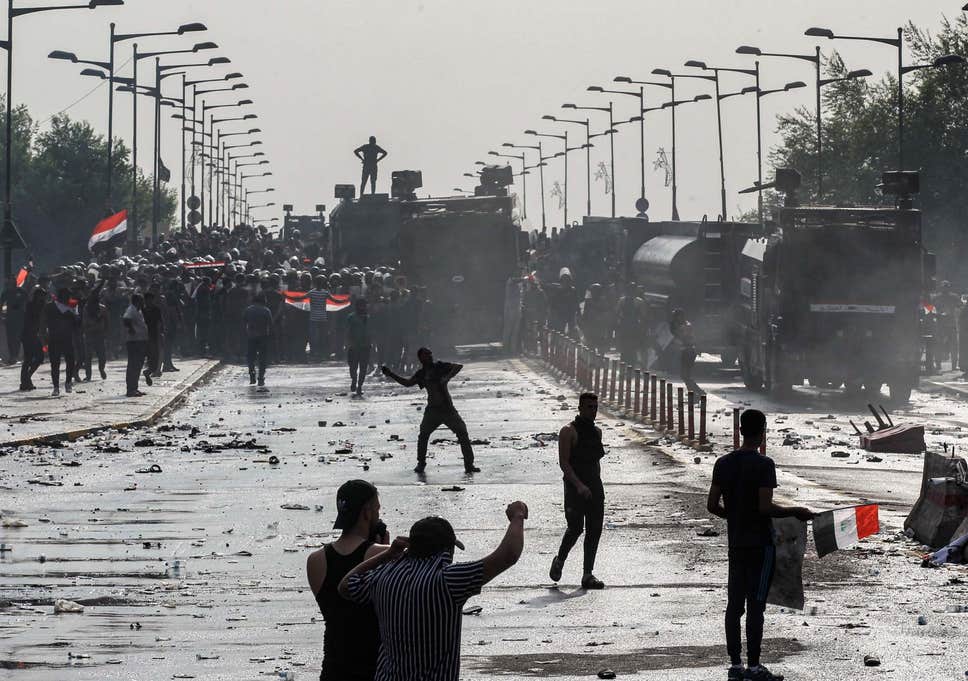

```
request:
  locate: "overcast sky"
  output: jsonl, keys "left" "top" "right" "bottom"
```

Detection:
{"left": 12, "top": 0, "right": 963, "bottom": 227}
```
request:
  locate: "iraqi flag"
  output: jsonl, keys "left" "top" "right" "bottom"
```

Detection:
{"left": 283, "top": 290, "right": 310, "bottom": 311}
{"left": 327, "top": 293, "right": 351, "bottom": 312}
{"left": 89, "top": 210, "right": 127, "bottom": 252}
{"left": 813, "top": 504, "right": 879, "bottom": 558}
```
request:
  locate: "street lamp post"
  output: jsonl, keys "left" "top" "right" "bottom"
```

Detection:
{"left": 503, "top": 141, "right": 546, "bottom": 230}
{"left": 0, "top": 0, "right": 125, "bottom": 278}
{"left": 683, "top": 61, "right": 758, "bottom": 220}
{"left": 526, "top": 129, "right": 569, "bottom": 227}
{"left": 488, "top": 150, "right": 527, "bottom": 218}
{"left": 196, "top": 100, "right": 253, "bottom": 229}
{"left": 541, "top": 115, "right": 591, "bottom": 216}
{"left": 651, "top": 69, "right": 716, "bottom": 221}
{"left": 561, "top": 102, "right": 614, "bottom": 217}
{"left": 588, "top": 85, "right": 647, "bottom": 203}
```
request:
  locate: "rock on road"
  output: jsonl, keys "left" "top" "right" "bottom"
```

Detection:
{"left": 1, "top": 358, "right": 967, "bottom": 680}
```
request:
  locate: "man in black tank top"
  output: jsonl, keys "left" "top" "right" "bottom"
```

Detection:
{"left": 306, "top": 480, "right": 389, "bottom": 681}
{"left": 549, "top": 392, "right": 606, "bottom": 589}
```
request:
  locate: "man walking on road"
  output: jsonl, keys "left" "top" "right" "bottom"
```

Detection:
{"left": 707, "top": 409, "right": 814, "bottom": 681}
{"left": 549, "top": 392, "right": 606, "bottom": 590}
{"left": 244, "top": 293, "right": 273, "bottom": 387}
{"left": 382, "top": 347, "right": 480, "bottom": 475}
{"left": 306, "top": 480, "right": 389, "bottom": 681}
{"left": 339, "top": 501, "right": 529, "bottom": 681}
{"left": 354, "top": 136, "right": 387, "bottom": 196}
{"left": 122, "top": 293, "right": 149, "bottom": 398}
{"left": 44, "top": 288, "right": 79, "bottom": 396}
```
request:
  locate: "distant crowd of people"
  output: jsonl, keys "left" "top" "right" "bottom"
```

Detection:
{"left": 0, "top": 223, "right": 459, "bottom": 397}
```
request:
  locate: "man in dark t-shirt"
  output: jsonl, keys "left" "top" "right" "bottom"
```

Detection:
{"left": 354, "top": 136, "right": 387, "bottom": 196}
{"left": 382, "top": 347, "right": 480, "bottom": 476}
{"left": 707, "top": 409, "right": 813, "bottom": 681}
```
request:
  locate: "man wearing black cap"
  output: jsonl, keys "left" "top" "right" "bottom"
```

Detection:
{"left": 340, "top": 501, "right": 529, "bottom": 681}
{"left": 306, "top": 480, "right": 389, "bottom": 681}
{"left": 381, "top": 347, "right": 480, "bottom": 475}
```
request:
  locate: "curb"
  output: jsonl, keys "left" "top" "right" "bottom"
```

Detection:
{"left": 0, "top": 360, "right": 222, "bottom": 448}
{"left": 921, "top": 378, "right": 968, "bottom": 399}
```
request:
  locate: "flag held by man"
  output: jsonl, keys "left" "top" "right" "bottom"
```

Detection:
{"left": 813, "top": 504, "right": 879, "bottom": 557}
{"left": 89, "top": 210, "right": 128, "bottom": 252}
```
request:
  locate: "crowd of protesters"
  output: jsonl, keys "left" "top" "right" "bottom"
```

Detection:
{"left": 0, "top": 224, "right": 459, "bottom": 397}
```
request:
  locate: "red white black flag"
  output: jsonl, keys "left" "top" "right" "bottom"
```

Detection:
{"left": 89, "top": 210, "right": 128, "bottom": 252}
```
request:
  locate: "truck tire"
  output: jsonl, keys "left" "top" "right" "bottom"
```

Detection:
{"left": 889, "top": 381, "right": 913, "bottom": 403}
{"left": 740, "top": 348, "right": 763, "bottom": 391}
{"left": 767, "top": 345, "right": 790, "bottom": 398}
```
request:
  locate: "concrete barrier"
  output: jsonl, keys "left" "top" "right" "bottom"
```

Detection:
{"left": 904, "top": 451, "right": 968, "bottom": 548}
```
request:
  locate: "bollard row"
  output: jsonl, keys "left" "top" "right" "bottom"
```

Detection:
{"left": 529, "top": 325, "right": 709, "bottom": 448}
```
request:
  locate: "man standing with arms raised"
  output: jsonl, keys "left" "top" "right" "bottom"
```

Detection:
{"left": 707, "top": 409, "right": 814, "bottom": 681}
{"left": 382, "top": 347, "right": 479, "bottom": 475}
{"left": 549, "top": 392, "right": 606, "bottom": 590}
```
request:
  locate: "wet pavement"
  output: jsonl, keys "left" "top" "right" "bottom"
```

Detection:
{"left": 0, "top": 359, "right": 220, "bottom": 446}
{"left": 1, "top": 357, "right": 967, "bottom": 680}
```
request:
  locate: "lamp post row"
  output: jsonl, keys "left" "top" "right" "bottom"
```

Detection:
{"left": 472, "top": 24, "right": 965, "bottom": 230}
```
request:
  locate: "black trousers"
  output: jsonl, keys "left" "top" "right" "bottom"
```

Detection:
{"left": 20, "top": 336, "right": 43, "bottom": 387}
{"left": 347, "top": 346, "right": 370, "bottom": 390}
{"left": 48, "top": 338, "right": 75, "bottom": 389}
{"left": 126, "top": 341, "right": 147, "bottom": 394}
{"left": 360, "top": 166, "right": 377, "bottom": 195}
{"left": 725, "top": 545, "right": 776, "bottom": 668}
{"left": 557, "top": 479, "right": 605, "bottom": 574}
{"left": 247, "top": 336, "right": 268, "bottom": 380}
{"left": 417, "top": 406, "right": 475, "bottom": 467}
{"left": 146, "top": 335, "right": 161, "bottom": 375}
{"left": 83, "top": 332, "right": 106, "bottom": 379}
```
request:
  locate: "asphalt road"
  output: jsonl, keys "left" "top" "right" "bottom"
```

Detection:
{"left": 1, "top": 357, "right": 967, "bottom": 680}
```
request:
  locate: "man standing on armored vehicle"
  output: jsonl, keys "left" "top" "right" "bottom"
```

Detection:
{"left": 354, "top": 136, "right": 388, "bottom": 196}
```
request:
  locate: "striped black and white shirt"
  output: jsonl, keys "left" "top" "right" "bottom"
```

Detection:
{"left": 307, "top": 288, "right": 330, "bottom": 322}
{"left": 347, "top": 552, "right": 485, "bottom": 681}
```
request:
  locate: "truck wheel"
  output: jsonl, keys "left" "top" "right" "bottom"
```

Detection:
{"left": 740, "top": 349, "right": 763, "bottom": 391}
{"left": 767, "top": 346, "right": 790, "bottom": 398}
{"left": 889, "top": 382, "right": 913, "bottom": 403}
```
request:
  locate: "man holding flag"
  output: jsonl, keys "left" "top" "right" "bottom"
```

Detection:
{"left": 707, "top": 409, "right": 814, "bottom": 681}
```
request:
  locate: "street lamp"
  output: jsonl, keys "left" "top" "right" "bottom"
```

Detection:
{"left": 562, "top": 101, "right": 615, "bottom": 217}
{"left": 541, "top": 115, "right": 592, "bottom": 217}
{"left": 650, "top": 69, "right": 716, "bottom": 220}
{"left": 590, "top": 84, "right": 649, "bottom": 204}
{"left": 488, "top": 150, "right": 528, "bottom": 218}
{"left": 683, "top": 60, "right": 758, "bottom": 220}
{"left": 504, "top": 141, "right": 546, "bottom": 229}
{"left": 804, "top": 26, "right": 921, "bottom": 169}
{"left": 197, "top": 98, "right": 252, "bottom": 229}
{"left": 526, "top": 129, "right": 570, "bottom": 227}
{"left": 0, "top": 0, "right": 125, "bottom": 278}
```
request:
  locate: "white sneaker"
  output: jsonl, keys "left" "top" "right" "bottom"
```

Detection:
{"left": 52, "top": 387, "right": 60, "bottom": 396}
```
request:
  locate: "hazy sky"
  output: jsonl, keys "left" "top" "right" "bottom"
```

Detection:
{"left": 11, "top": 0, "right": 963, "bottom": 228}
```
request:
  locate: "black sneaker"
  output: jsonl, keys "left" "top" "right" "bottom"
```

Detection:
{"left": 413, "top": 461, "right": 426, "bottom": 474}
{"left": 249, "top": 374, "right": 256, "bottom": 385}
{"left": 549, "top": 555, "right": 564, "bottom": 582}
{"left": 258, "top": 378, "right": 265, "bottom": 387}
{"left": 99, "top": 368, "right": 107, "bottom": 379}
{"left": 745, "top": 665, "right": 783, "bottom": 681}
{"left": 728, "top": 665, "right": 745, "bottom": 681}
{"left": 581, "top": 574, "right": 605, "bottom": 590}
{"left": 464, "top": 465, "right": 481, "bottom": 474}
{"left": 143, "top": 371, "right": 153, "bottom": 386}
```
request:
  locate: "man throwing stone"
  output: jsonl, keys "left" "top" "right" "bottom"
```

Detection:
{"left": 549, "top": 392, "right": 606, "bottom": 590}
{"left": 382, "top": 347, "right": 479, "bottom": 475}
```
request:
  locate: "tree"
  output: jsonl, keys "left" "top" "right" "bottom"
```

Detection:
{"left": 0, "top": 103, "right": 176, "bottom": 268}
{"left": 771, "top": 17, "right": 968, "bottom": 285}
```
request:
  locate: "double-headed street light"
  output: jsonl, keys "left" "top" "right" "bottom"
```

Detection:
{"left": 801, "top": 27, "right": 964, "bottom": 171}
{"left": 651, "top": 69, "right": 716, "bottom": 220}
{"left": 525, "top": 129, "right": 570, "bottom": 227}
{"left": 562, "top": 101, "right": 614, "bottom": 217}
{"left": 503, "top": 141, "right": 546, "bottom": 229}
{"left": 541, "top": 115, "right": 592, "bottom": 217}
{"left": 0, "top": 0, "right": 125, "bottom": 278}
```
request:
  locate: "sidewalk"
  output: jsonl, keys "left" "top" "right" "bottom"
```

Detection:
{"left": 921, "top": 367, "right": 968, "bottom": 397}
{"left": 0, "top": 358, "right": 221, "bottom": 447}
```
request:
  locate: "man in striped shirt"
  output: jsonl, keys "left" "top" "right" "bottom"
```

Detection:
{"left": 308, "top": 276, "right": 330, "bottom": 360}
{"left": 339, "top": 501, "right": 528, "bottom": 681}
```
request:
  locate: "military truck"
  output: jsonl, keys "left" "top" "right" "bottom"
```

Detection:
{"left": 736, "top": 170, "right": 926, "bottom": 401}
